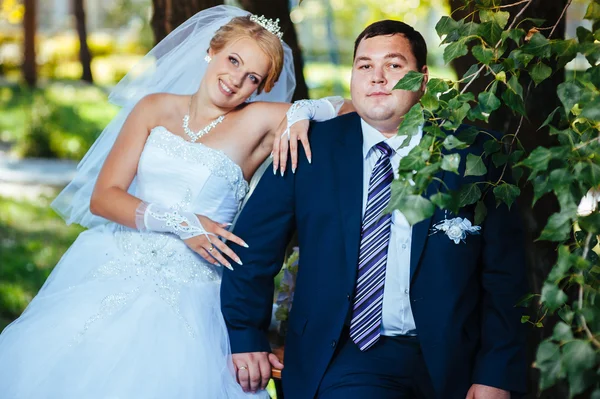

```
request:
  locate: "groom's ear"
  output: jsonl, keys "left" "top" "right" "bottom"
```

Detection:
{"left": 420, "top": 65, "right": 429, "bottom": 93}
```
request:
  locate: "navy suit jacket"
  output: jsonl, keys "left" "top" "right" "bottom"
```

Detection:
{"left": 221, "top": 112, "right": 528, "bottom": 399}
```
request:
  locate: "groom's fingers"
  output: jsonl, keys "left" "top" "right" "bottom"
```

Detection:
{"left": 257, "top": 355, "right": 272, "bottom": 390}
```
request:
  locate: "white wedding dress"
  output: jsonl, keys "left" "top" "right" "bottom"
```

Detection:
{"left": 0, "top": 126, "right": 269, "bottom": 399}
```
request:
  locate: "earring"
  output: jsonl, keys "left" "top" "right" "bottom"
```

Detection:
{"left": 204, "top": 55, "right": 212, "bottom": 63}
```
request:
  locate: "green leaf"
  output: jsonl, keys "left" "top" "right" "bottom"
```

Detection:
{"left": 503, "top": 28, "right": 525, "bottom": 44}
{"left": 563, "top": 340, "right": 596, "bottom": 373}
{"left": 465, "top": 154, "right": 487, "bottom": 177}
{"left": 443, "top": 135, "right": 468, "bottom": 151}
{"left": 532, "top": 176, "right": 552, "bottom": 206}
{"left": 493, "top": 183, "right": 520, "bottom": 209}
{"left": 461, "top": 64, "right": 482, "bottom": 87}
{"left": 539, "top": 211, "right": 573, "bottom": 242}
{"left": 457, "top": 183, "right": 482, "bottom": 207}
{"left": 398, "top": 149, "right": 428, "bottom": 172}
{"left": 474, "top": 200, "right": 487, "bottom": 225}
{"left": 443, "top": 39, "right": 469, "bottom": 64}
{"left": 389, "top": 178, "right": 415, "bottom": 205}
{"left": 478, "top": 91, "right": 501, "bottom": 114}
{"left": 541, "top": 283, "right": 568, "bottom": 311}
{"left": 443, "top": 99, "right": 471, "bottom": 129}
{"left": 397, "top": 103, "right": 424, "bottom": 146}
{"left": 580, "top": 96, "right": 600, "bottom": 121}
{"left": 558, "top": 306, "right": 574, "bottom": 324}
{"left": 535, "top": 340, "right": 564, "bottom": 390}
{"left": 521, "top": 315, "right": 530, "bottom": 323}
{"left": 420, "top": 92, "right": 439, "bottom": 112}
{"left": 580, "top": 212, "right": 600, "bottom": 234}
{"left": 577, "top": 26, "right": 594, "bottom": 44}
{"left": 529, "top": 62, "right": 552, "bottom": 86}
{"left": 548, "top": 168, "right": 572, "bottom": 190}
{"left": 435, "top": 16, "right": 460, "bottom": 38}
{"left": 552, "top": 39, "right": 579, "bottom": 69}
{"left": 492, "top": 11, "right": 510, "bottom": 29}
{"left": 392, "top": 195, "right": 435, "bottom": 226}
{"left": 456, "top": 127, "right": 481, "bottom": 145}
{"left": 539, "top": 107, "right": 560, "bottom": 130}
{"left": 547, "top": 246, "right": 573, "bottom": 282}
{"left": 472, "top": 45, "right": 495, "bottom": 65}
{"left": 478, "top": 21, "right": 503, "bottom": 46}
{"left": 557, "top": 81, "right": 583, "bottom": 114}
{"left": 502, "top": 76, "right": 526, "bottom": 116}
{"left": 394, "top": 70, "right": 425, "bottom": 92}
{"left": 430, "top": 192, "right": 455, "bottom": 211}
{"left": 508, "top": 49, "right": 535, "bottom": 69}
{"left": 584, "top": 1, "right": 600, "bottom": 20}
{"left": 427, "top": 78, "right": 450, "bottom": 94}
{"left": 484, "top": 140, "right": 502, "bottom": 156}
{"left": 492, "top": 152, "right": 508, "bottom": 168}
{"left": 441, "top": 153, "right": 461, "bottom": 174}
{"left": 520, "top": 147, "right": 553, "bottom": 172}
{"left": 552, "top": 322, "right": 573, "bottom": 342}
{"left": 522, "top": 32, "right": 551, "bottom": 58}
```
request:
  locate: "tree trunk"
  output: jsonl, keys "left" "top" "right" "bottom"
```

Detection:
{"left": 448, "top": 0, "right": 568, "bottom": 397}
{"left": 23, "top": 0, "right": 37, "bottom": 87}
{"left": 151, "top": 0, "right": 223, "bottom": 44}
{"left": 238, "top": 0, "right": 309, "bottom": 100}
{"left": 74, "top": 0, "right": 93, "bottom": 83}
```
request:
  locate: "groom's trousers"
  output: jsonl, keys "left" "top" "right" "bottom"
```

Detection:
{"left": 316, "top": 328, "right": 435, "bottom": 399}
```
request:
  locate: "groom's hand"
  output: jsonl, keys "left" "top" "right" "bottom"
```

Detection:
{"left": 232, "top": 351, "right": 284, "bottom": 393}
{"left": 466, "top": 384, "right": 510, "bottom": 399}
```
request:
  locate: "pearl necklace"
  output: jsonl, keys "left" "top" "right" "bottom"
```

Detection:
{"left": 182, "top": 96, "right": 225, "bottom": 143}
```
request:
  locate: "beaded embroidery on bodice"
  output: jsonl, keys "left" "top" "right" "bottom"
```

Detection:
{"left": 74, "top": 126, "right": 251, "bottom": 340}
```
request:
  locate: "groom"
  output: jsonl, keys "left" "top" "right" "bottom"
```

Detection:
{"left": 221, "top": 20, "right": 527, "bottom": 398}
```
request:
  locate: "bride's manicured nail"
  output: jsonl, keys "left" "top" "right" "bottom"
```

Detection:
{"left": 224, "top": 262, "right": 234, "bottom": 271}
{"left": 280, "top": 168, "right": 284, "bottom": 177}
{"left": 292, "top": 166, "right": 296, "bottom": 174}
{"left": 273, "top": 165, "right": 277, "bottom": 175}
{"left": 242, "top": 242, "right": 249, "bottom": 248}
{"left": 235, "top": 258, "right": 243, "bottom": 265}
{"left": 308, "top": 156, "right": 312, "bottom": 164}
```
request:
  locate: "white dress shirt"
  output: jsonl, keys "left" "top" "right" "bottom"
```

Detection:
{"left": 360, "top": 119, "right": 422, "bottom": 336}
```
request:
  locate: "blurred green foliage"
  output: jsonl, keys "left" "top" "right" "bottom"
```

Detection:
{"left": 0, "top": 194, "right": 83, "bottom": 331}
{"left": 0, "top": 82, "right": 118, "bottom": 159}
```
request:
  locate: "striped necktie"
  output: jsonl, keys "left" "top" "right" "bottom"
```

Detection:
{"left": 350, "top": 141, "right": 394, "bottom": 351}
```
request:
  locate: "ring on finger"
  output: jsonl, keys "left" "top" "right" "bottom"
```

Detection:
{"left": 208, "top": 245, "right": 215, "bottom": 252}
{"left": 238, "top": 365, "right": 248, "bottom": 371}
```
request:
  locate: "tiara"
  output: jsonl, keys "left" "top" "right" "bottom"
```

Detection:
{"left": 250, "top": 15, "right": 283, "bottom": 40}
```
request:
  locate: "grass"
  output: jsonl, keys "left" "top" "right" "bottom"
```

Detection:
{"left": 0, "top": 194, "right": 83, "bottom": 330}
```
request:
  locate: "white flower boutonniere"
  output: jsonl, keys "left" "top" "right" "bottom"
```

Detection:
{"left": 431, "top": 217, "right": 481, "bottom": 244}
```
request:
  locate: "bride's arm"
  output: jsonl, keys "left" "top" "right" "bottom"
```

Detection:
{"left": 89, "top": 95, "right": 155, "bottom": 228}
{"left": 90, "top": 95, "right": 246, "bottom": 268}
{"left": 247, "top": 98, "right": 355, "bottom": 173}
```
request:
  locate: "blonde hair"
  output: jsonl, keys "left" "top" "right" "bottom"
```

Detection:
{"left": 209, "top": 16, "right": 284, "bottom": 94}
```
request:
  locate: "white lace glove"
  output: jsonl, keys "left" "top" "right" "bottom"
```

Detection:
{"left": 135, "top": 202, "right": 211, "bottom": 240}
{"left": 281, "top": 96, "right": 344, "bottom": 140}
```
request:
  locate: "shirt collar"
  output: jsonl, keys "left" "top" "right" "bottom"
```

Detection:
{"left": 361, "top": 118, "right": 423, "bottom": 159}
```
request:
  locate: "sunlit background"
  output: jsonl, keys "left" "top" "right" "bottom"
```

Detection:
{"left": 0, "top": 0, "right": 594, "bottom": 364}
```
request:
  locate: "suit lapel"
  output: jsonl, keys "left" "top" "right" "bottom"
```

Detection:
{"left": 410, "top": 122, "right": 446, "bottom": 282}
{"left": 332, "top": 114, "right": 364, "bottom": 290}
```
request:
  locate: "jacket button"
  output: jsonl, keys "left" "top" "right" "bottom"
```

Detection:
{"left": 346, "top": 293, "right": 351, "bottom": 301}
{"left": 331, "top": 340, "right": 337, "bottom": 348}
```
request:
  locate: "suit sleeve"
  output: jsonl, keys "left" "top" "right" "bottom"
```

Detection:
{"left": 220, "top": 161, "right": 296, "bottom": 354}
{"left": 472, "top": 148, "right": 529, "bottom": 394}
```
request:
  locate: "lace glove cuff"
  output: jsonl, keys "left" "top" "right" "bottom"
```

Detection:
{"left": 282, "top": 96, "right": 344, "bottom": 138}
{"left": 135, "top": 202, "right": 210, "bottom": 240}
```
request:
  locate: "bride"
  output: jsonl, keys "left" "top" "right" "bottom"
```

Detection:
{"left": 0, "top": 5, "right": 349, "bottom": 398}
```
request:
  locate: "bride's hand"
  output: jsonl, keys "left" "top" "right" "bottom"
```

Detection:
{"left": 272, "top": 117, "right": 311, "bottom": 176}
{"left": 183, "top": 215, "right": 247, "bottom": 270}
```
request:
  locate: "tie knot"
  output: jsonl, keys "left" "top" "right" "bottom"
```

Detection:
{"left": 375, "top": 142, "right": 393, "bottom": 157}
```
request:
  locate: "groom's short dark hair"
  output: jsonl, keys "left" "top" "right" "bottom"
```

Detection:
{"left": 354, "top": 20, "right": 428, "bottom": 70}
